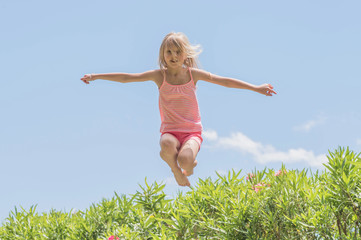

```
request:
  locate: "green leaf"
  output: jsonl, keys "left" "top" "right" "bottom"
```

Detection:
{"left": 349, "top": 161, "right": 361, "bottom": 167}
{"left": 342, "top": 171, "right": 349, "bottom": 185}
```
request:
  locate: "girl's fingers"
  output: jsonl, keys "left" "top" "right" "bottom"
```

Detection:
{"left": 265, "top": 88, "right": 276, "bottom": 96}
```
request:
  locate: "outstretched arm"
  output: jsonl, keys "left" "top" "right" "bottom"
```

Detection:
{"left": 193, "top": 69, "right": 277, "bottom": 96}
{"left": 80, "top": 70, "right": 160, "bottom": 85}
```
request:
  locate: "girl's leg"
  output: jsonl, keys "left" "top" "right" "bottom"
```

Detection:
{"left": 177, "top": 138, "right": 200, "bottom": 176}
{"left": 159, "top": 133, "right": 190, "bottom": 186}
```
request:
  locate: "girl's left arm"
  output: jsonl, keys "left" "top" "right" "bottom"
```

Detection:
{"left": 193, "top": 69, "right": 276, "bottom": 96}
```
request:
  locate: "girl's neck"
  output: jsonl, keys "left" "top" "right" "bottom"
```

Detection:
{"left": 166, "top": 66, "right": 186, "bottom": 76}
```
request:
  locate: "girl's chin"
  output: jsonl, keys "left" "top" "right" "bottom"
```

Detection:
{"left": 167, "top": 63, "right": 182, "bottom": 68}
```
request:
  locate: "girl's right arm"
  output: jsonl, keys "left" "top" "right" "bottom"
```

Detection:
{"left": 80, "top": 70, "right": 161, "bottom": 86}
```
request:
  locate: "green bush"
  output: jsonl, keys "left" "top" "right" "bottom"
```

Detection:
{"left": 1, "top": 147, "right": 360, "bottom": 239}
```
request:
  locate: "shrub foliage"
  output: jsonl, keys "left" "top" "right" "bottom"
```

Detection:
{"left": 1, "top": 147, "right": 361, "bottom": 239}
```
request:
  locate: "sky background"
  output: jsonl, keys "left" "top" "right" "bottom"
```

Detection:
{"left": 1, "top": 0, "right": 360, "bottom": 222}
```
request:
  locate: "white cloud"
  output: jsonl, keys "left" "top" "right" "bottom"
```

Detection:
{"left": 293, "top": 115, "right": 326, "bottom": 132}
{"left": 210, "top": 131, "right": 327, "bottom": 167}
{"left": 203, "top": 129, "right": 218, "bottom": 141}
{"left": 357, "top": 139, "right": 361, "bottom": 145}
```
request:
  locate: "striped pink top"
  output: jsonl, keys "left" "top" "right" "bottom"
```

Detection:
{"left": 159, "top": 68, "right": 202, "bottom": 133}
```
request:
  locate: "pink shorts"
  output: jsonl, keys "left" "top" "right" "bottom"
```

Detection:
{"left": 161, "top": 131, "right": 203, "bottom": 150}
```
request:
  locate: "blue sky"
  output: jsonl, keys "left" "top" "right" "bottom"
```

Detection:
{"left": 1, "top": 0, "right": 360, "bottom": 222}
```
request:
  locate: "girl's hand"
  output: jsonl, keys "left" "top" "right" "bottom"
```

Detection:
{"left": 256, "top": 84, "right": 277, "bottom": 96}
{"left": 80, "top": 74, "right": 94, "bottom": 84}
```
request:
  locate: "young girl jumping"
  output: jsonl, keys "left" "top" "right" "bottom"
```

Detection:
{"left": 80, "top": 32, "right": 276, "bottom": 187}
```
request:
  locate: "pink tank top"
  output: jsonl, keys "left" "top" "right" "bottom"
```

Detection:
{"left": 158, "top": 68, "right": 202, "bottom": 133}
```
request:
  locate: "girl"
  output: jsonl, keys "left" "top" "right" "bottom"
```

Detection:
{"left": 80, "top": 32, "right": 276, "bottom": 187}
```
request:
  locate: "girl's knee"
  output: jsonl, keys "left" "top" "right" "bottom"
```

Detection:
{"left": 159, "top": 140, "right": 178, "bottom": 160}
{"left": 177, "top": 151, "right": 195, "bottom": 169}
{"left": 160, "top": 138, "right": 175, "bottom": 149}
{"left": 160, "top": 142, "right": 177, "bottom": 156}
{"left": 160, "top": 134, "right": 179, "bottom": 151}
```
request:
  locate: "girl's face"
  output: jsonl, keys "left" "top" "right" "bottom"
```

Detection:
{"left": 164, "top": 45, "right": 187, "bottom": 68}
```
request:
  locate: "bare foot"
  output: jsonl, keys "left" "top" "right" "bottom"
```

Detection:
{"left": 182, "top": 160, "right": 198, "bottom": 177}
{"left": 172, "top": 169, "right": 190, "bottom": 187}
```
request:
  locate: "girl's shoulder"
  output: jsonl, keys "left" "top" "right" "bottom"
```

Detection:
{"left": 151, "top": 69, "right": 164, "bottom": 88}
{"left": 189, "top": 68, "right": 211, "bottom": 83}
{"left": 152, "top": 69, "right": 164, "bottom": 78}
{"left": 134, "top": 69, "right": 164, "bottom": 88}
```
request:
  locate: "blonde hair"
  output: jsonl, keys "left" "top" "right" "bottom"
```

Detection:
{"left": 158, "top": 32, "right": 202, "bottom": 69}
